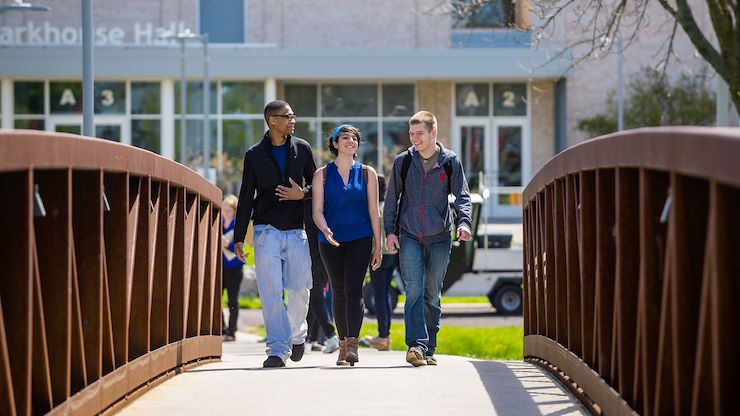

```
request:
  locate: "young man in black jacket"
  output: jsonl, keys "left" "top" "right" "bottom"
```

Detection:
{"left": 234, "top": 100, "right": 316, "bottom": 368}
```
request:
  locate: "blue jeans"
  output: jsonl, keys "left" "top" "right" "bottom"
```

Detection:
{"left": 399, "top": 233, "right": 451, "bottom": 356}
{"left": 370, "top": 254, "right": 397, "bottom": 338}
{"left": 253, "top": 224, "right": 312, "bottom": 362}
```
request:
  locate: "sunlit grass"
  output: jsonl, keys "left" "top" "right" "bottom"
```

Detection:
{"left": 249, "top": 322, "right": 523, "bottom": 360}
{"left": 397, "top": 295, "right": 490, "bottom": 304}
{"left": 224, "top": 295, "right": 490, "bottom": 310}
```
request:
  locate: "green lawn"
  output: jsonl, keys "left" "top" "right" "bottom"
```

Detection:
{"left": 250, "top": 322, "right": 523, "bottom": 360}
{"left": 403, "top": 295, "right": 490, "bottom": 304}
{"left": 224, "top": 295, "right": 490, "bottom": 310}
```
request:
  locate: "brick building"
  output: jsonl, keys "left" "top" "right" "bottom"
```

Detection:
{"left": 0, "top": 0, "right": 711, "bottom": 219}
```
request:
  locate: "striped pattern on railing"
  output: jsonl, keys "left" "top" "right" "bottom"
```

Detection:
{"left": 522, "top": 127, "right": 740, "bottom": 415}
{"left": 0, "top": 131, "right": 223, "bottom": 415}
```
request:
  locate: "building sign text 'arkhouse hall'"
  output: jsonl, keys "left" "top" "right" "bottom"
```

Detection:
{"left": 0, "top": 21, "right": 187, "bottom": 46}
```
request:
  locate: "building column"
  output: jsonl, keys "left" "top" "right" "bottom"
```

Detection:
{"left": 516, "top": 0, "right": 531, "bottom": 30}
{"left": 1, "top": 79, "right": 12, "bottom": 129}
{"left": 161, "top": 79, "right": 175, "bottom": 160}
{"left": 265, "top": 78, "right": 277, "bottom": 105}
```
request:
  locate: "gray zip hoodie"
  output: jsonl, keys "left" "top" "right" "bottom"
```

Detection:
{"left": 383, "top": 143, "right": 472, "bottom": 243}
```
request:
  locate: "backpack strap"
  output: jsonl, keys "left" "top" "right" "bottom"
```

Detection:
{"left": 394, "top": 151, "right": 413, "bottom": 235}
{"left": 399, "top": 151, "right": 412, "bottom": 192}
{"left": 443, "top": 159, "right": 453, "bottom": 194}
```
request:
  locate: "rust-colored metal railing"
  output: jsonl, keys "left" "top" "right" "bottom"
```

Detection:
{"left": 523, "top": 127, "right": 740, "bottom": 415}
{"left": 0, "top": 131, "right": 223, "bottom": 415}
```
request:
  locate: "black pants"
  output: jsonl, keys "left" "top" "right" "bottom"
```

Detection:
{"left": 305, "top": 213, "right": 336, "bottom": 341}
{"left": 319, "top": 237, "right": 372, "bottom": 339}
{"left": 222, "top": 267, "right": 242, "bottom": 336}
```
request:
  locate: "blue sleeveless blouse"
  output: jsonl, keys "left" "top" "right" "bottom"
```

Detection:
{"left": 318, "top": 161, "right": 373, "bottom": 244}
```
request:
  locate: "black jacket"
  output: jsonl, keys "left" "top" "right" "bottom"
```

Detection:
{"left": 234, "top": 132, "right": 316, "bottom": 243}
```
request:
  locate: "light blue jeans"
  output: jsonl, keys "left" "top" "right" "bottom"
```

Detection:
{"left": 253, "top": 224, "right": 312, "bottom": 362}
{"left": 399, "top": 232, "right": 452, "bottom": 356}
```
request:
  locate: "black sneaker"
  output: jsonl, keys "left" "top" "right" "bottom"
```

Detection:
{"left": 290, "top": 343, "right": 305, "bottom": 362}
{"left": 263, "top": 356, "right": 285, "bottom": 368}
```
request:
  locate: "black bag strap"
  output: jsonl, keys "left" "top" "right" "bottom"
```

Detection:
{"left": 399, "top": 151, "right": 412, "bottom": 193}
{"left": 443, "top": 159, "right": 453, "bottom": 194}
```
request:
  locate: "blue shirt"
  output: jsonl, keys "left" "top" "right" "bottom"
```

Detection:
{"left": 319, "top": 161, "right": 373, "bottom": 244}
{"left": 223, "top": 218, "right": 245, "bottom": 269}
{"left": 271, "top": 143, "right": 288, "bottom": 176}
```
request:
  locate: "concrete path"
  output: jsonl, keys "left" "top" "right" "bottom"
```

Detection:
{"left": 118, "top": 333, "right": 587, "bottom": 416}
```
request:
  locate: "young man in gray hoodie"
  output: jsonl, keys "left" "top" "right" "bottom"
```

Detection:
{"left": 383, "top": 111, "right": 472, "bottom": 366}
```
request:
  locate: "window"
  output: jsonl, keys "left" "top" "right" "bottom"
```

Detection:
{"left": 493, "top": 83, "right": 527, "bottom": 116}
{"left": 94, "top": 82, "right": 126, "bottom": 114}
{"left": 50, "top": 82, "right": 83, "bottom": 114}
{"left": 452, "top": 0, "right": 516, "bottom": 29}
{"left": 174, "top": 80, "right": 266, "bottom": 195}
{"left": 222, "top": 82, "right": 263, "bottom": 114}
{"left": 455, "top": 82, "right": 528, "bottom": 116}
{"left": 285, "top": 85, "right": 317, "bottom": 117}
{"left": 131, "top": 82, "right": 160, "bottom": 114}
{"left": 284, "top": 83, "right": 416, "bottom": 176}
{"left": 382, "top": 85, "right": 414, "bottom": 117}
{"left": 174, "top": 81, "right": 217, "bottom": 114}
{"left": 456, "top": 83, "right": 489, "bottom": 116}
{"left": 14, "top": 82, "right": 44, "bottom": 115}
{"left": 321, "top": 85, "right": 378, "bottom": 117}
{"left": 199, "top": 0, "right": 244, "bottom": 43}
{"left": 450, "top": 0, "right": 531, "bottom": 48}
{"left": 14, "top": 81, "right": 45, "bottom": 130}
{"left": 131, "top": 82, "right": 161, "bottom": 151}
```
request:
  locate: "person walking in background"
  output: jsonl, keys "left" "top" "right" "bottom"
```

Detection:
{"left": 364, "top": 175, "right": 397, "bottom": 351}
{"left": 383, "top": 111, "right": 472, "bottom": 367}
{"left": 304, "top": 200, "right": 340, "bottom": 354}
{"left": 234, "top": 100, "right": 316, "bottom": 368}
{"left": 222, "top": 194, "right": 245, "bottom": 342}
{"left": 312, "top": 124, "right": 382, "bottom": 366}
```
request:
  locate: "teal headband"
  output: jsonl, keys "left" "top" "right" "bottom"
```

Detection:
{"left": 332, "top": 124, "right": 351, "bottom": 142}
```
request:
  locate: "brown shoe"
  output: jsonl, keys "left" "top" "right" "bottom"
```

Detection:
{"left": 406, "top": 347, "right": 427, "bottom": 367}
{"left": 366, "top": 336, "right": 391, "bottom": 351}
{"left": 336, "top": 339, "right": 349, "bottom": 366}
{"left": 345, "top": 337, "right": 359, "bottom": 366}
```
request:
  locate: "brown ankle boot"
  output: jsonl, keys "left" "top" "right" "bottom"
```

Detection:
{"left": 336, "top": 339, "right": 349, "bottom": 366}
{"left": 345, "top": 337, "right": 359, "bottom": 366}
{"left": 367, "top": 336, "right": 391, "bottom": 351}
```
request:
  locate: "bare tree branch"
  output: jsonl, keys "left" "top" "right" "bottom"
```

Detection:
{"left": 424, "top": 0, "right": 739, "bottom": 111}
{"left": 656, "top": 20, "right": 679, "bottom": 80}
{"left": 672, "top": 0, "right": 727, "bottom": 77}
{"left": 656, "top": 0, "right": 678, "bottom": 18}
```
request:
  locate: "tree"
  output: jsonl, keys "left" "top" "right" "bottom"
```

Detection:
{"left": 577, "top": 66, "right": 715, "bottom": 137}
{"left": 428, "top": 0, "right": 738, "bottom": 112}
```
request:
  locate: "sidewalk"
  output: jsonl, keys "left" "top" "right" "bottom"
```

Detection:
{"left": 118, "top": 333, "right": 586, "bottom": 416}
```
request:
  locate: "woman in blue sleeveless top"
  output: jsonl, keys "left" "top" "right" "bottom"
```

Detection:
{"left": 312, "top": 124, "right": 382, "bottom": 366}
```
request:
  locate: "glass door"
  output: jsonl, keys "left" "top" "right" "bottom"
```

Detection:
{"left": 490, "top": 119, "right": 528, "bottom": 218}
{"left": 455, "top": 119, "right": 487, "bottom": 194}
{"left": 455, "top": 118, "right": 528, "bottom": 220}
